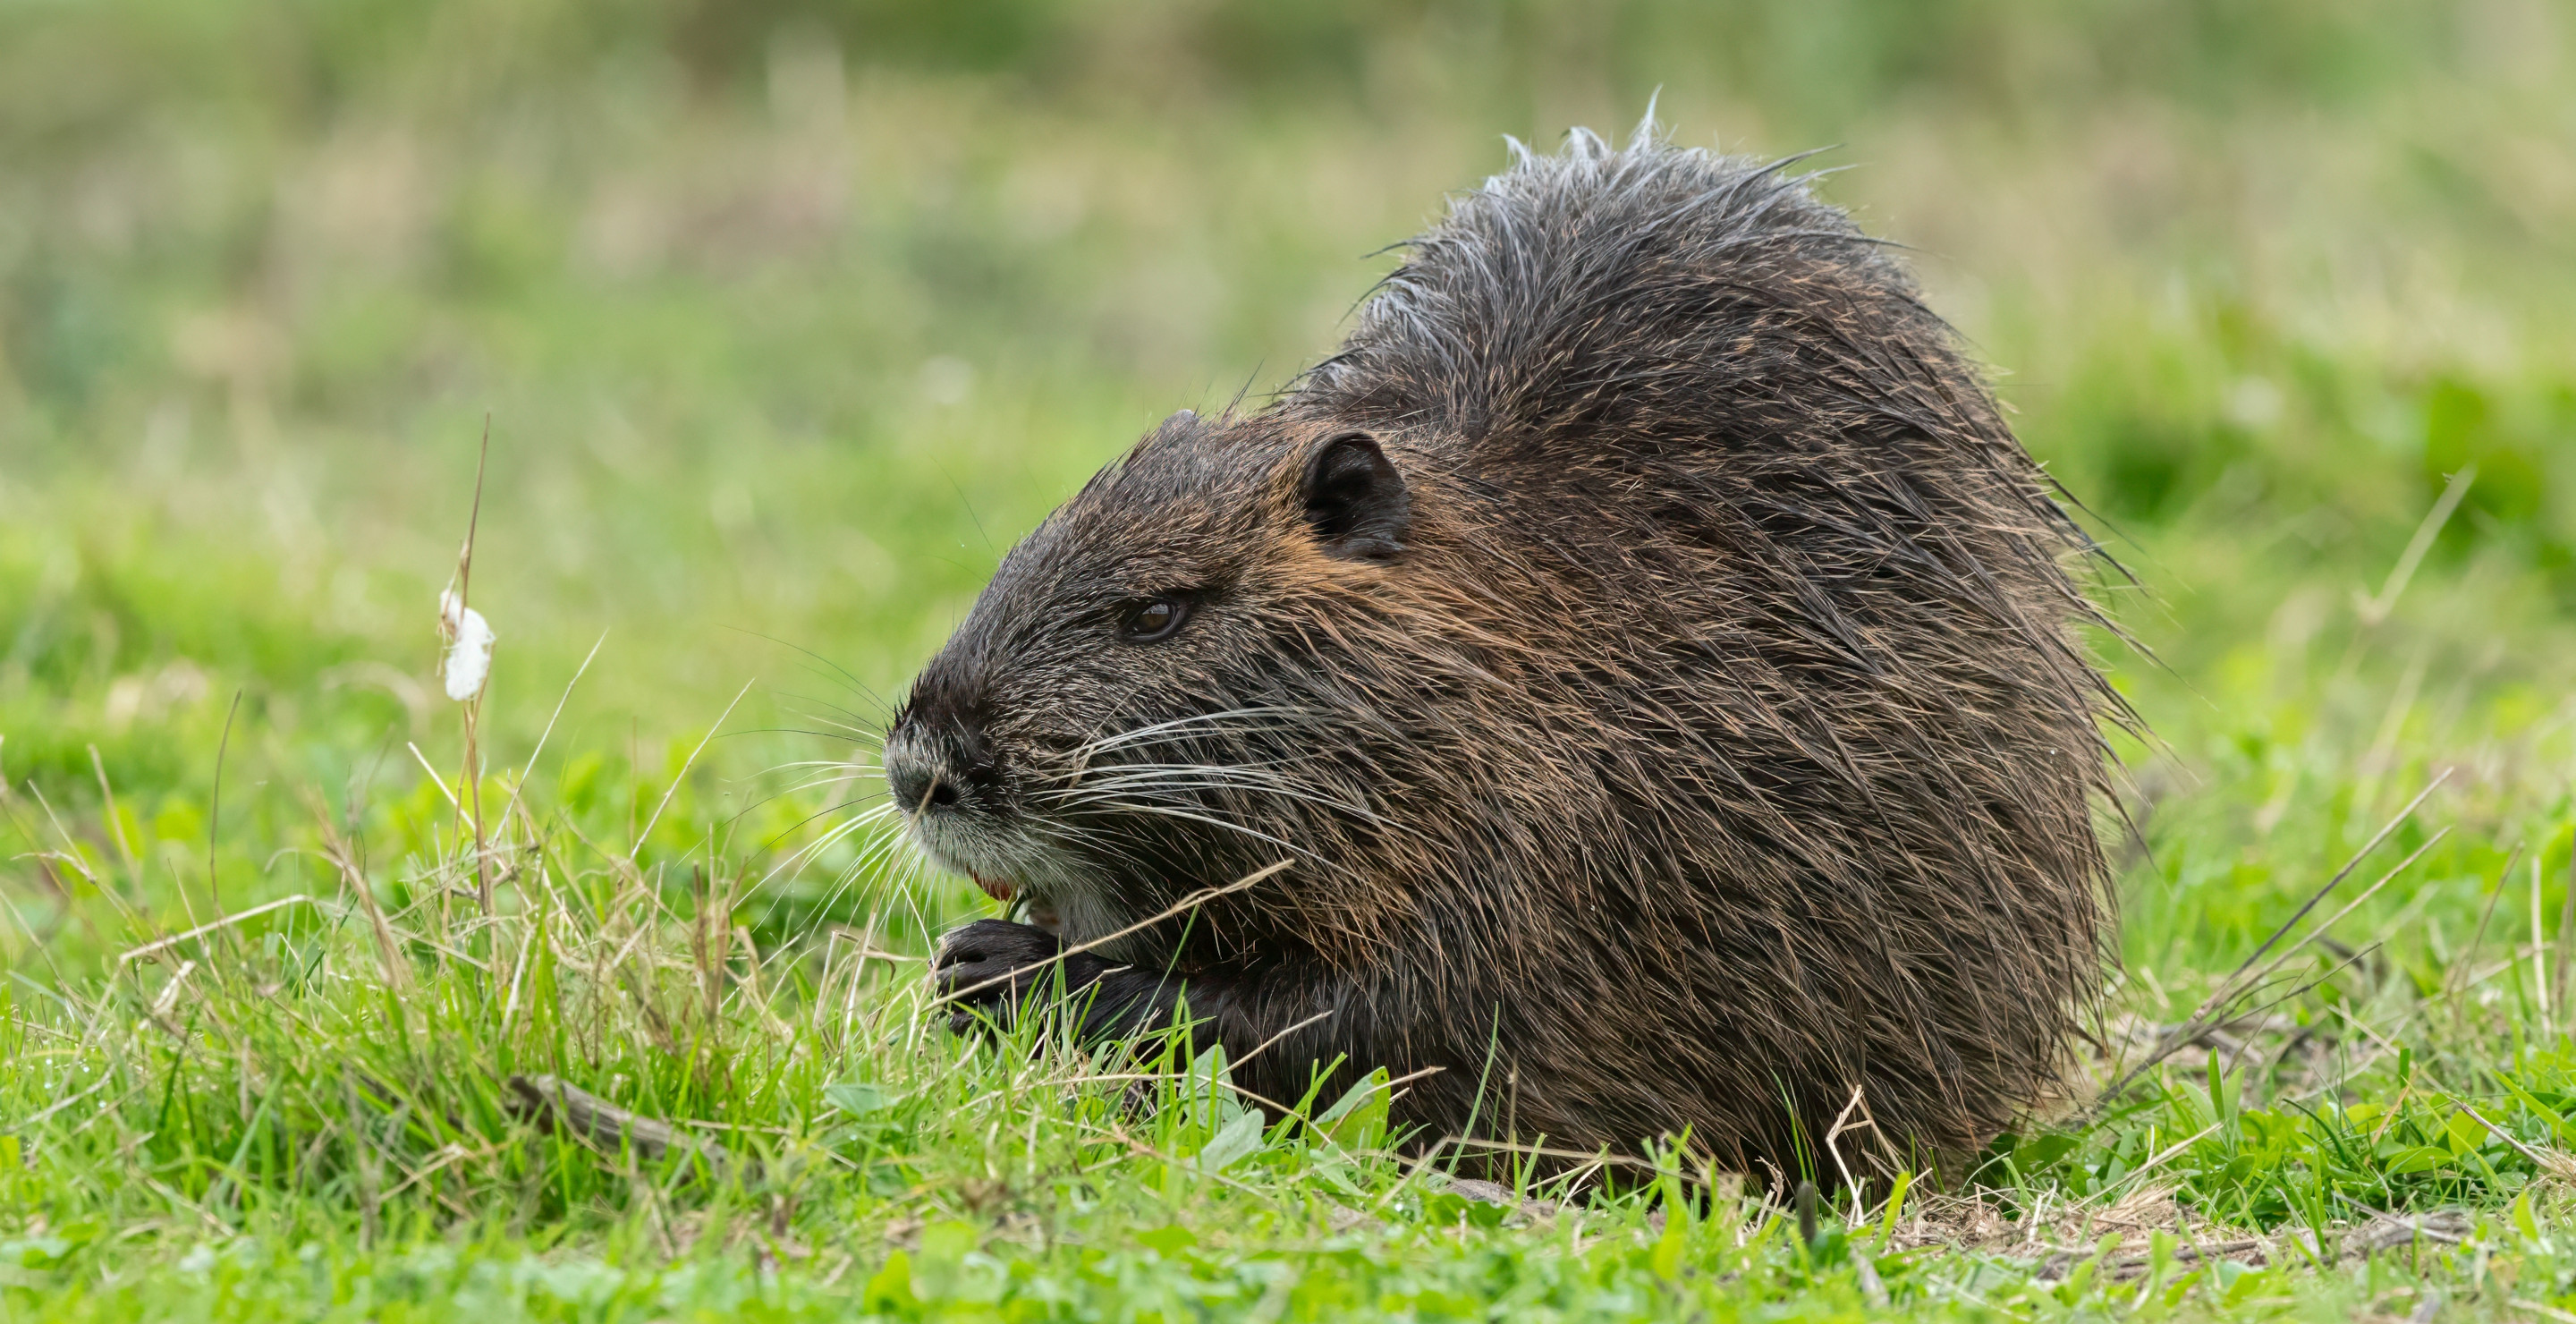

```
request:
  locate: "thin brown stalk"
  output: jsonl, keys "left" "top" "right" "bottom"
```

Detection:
{"left": 2209, "top": 773, "right": 2444, "bottom": 1002}
{"left": 2555, "top": 846, "right": 2575, "bottom": 1041}
{"left": 26, "top": 781, "right": 144, "bottom": 938}
{"left": 731, "top": 924, "right": 794, "bottom": 1040}
{"left": 2536, "top": 856, "right": 2555, "bottom": 1041}
{"left": 456, "top": 419, "right": 494, "bottom": 920}
{"left": 2357, "top": 465, "right": 2475, "bottom": 627}
{"left": 89, "top": 744, "right": 140, "bottom": 878}
{"left": 307, "top": 787, "right": 411, "bottom": 994}
{"left": 497, "top": 882, "right": 546, "bottom": 1036}
{"left": 1230, "top": 1009, "right": 1334, "bottom": 1072}
{"left": 406, "top": 743, "right": 462, "bottom": 813}
{"left": 463, "top": 698, "right": 490, "bottom": 919}
{"left": 497, "top": 628, "right": 607, "bottom": 832}
{"left": 635, "top": 679, "right": 756, "bottom": 853}
{"left": 344, "top": 1075, "right": 384, "bottom": 1248}
{"left": 2093, "top": 775, "right": 2446, "bottom": 1109}
{"left": 2224, "top": 828, "right": 2447, "bottom": 1003}
{"left": 1437, "top": 1134, "right": 1664, "bottom": 1175}
{"left": 2448, "top": 844, "right": 2522, "bottom": 1033}
{"left": 208, "top": 689, "right": 243, "bottom": 922}
{"left": 2456, "top": 1101, "right": 2565, "bottom": 1175}
{"left": 118, "top": 895, "right": 317, "bottom": 965}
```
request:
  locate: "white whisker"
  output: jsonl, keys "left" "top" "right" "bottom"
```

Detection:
{"left": 1072, "top": 706, "right": 1324, "bottom": 760}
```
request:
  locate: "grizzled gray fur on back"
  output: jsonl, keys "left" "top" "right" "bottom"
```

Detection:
{"left": 886, "top": 124, "right": 2120, "bottom": 1181}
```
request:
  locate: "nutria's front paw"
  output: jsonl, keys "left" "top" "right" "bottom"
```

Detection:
{"left": 933, "top": 919, "right": 1067, "bottom": 1036}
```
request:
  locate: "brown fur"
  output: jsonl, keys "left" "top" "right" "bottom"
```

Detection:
{"left": 883, "top": 124, "right": 2121, "bottom": 1181}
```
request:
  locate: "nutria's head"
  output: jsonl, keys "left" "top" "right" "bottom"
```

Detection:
{"left": 883, "top": 409, "right": 1418, "bottom": 956}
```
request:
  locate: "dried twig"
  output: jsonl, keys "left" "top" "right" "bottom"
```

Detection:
{"left": 1822, "top": 1083, "right": 1874, "bottom": 1218}
{"left": 505, "top": 1073, "right": 740, "bottom": 1175}
{"left": 119, "top": 895, "right": 318, "bottom": 966}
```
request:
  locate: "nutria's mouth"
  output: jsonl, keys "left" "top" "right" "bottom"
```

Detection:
{"left": 904, "top": 813, "right": 1097, "bottom": 945}
{"left": 967, "top": 872, "right": 1064, "bottom": 936}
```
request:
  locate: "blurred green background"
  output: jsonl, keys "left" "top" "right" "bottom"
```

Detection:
{"left": 2, "top": 0, "right": 2572, "bottom": 980}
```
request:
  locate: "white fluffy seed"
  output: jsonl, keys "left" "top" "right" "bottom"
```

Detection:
{"left": 437, "top": 590, "right": 496, "bottom": 702}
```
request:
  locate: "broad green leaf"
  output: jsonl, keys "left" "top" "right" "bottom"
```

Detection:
{"left": 2383, "top": 1145, "right": 2450, "bottom": 1175}
{"left": 1318, "top": 1068, "right": 1392, "bottom": 1150}
{"left": 861, "top": 1251, "right": 916, "bottom": 1311}
{"left": 1137, "top": 1225, "right": 1197, "bottom": 1255}
{"left": 823, "top": 1081, "right": 896, "bottom": 1116}
{"left": 1198, "top": 1108, "right": 1267, "bottom": 1174}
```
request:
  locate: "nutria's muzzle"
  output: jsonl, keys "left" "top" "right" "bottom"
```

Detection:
{"left": 885, "top": 707, "right": 1046, "bottom": 907}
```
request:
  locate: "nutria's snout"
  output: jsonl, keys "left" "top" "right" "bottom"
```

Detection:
{"left": 883, "top": 706, "right": 1018, "bottom": 899}
{"left": 882, "top": 722, "right": 966, "bottom": 814}
{"left": 880, "top": 723, "right": 951, "bottom": 806}
{"left": 885, "top": 668, "right": 1008, "bottom": 805}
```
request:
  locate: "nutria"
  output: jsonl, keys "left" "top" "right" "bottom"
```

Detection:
{"left": 882, "top": 123, "right": 2118, "bottom": 1182}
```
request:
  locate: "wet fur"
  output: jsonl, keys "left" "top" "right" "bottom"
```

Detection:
{"left": 887, "top": 124, "right": 2121, "bottom": 1180}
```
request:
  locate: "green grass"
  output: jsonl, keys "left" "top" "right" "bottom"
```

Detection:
{"left": 5, "top": 0, "right": 2576, "bottom": 1318}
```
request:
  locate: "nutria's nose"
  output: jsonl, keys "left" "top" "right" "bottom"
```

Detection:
{"left": 885, "top": 753, "right": 955, "bottom": 812}
{"left": 884, "top": 713, "right": 997, "bottom": 816}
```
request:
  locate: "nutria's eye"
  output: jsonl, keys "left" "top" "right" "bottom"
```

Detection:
{"left": 1120, "top": 597, "right": 1190, "bottom": 642}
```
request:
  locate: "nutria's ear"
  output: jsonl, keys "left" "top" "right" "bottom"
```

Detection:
{"left": 1301, "top": 432, "right": 1410, "bottom": 561}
